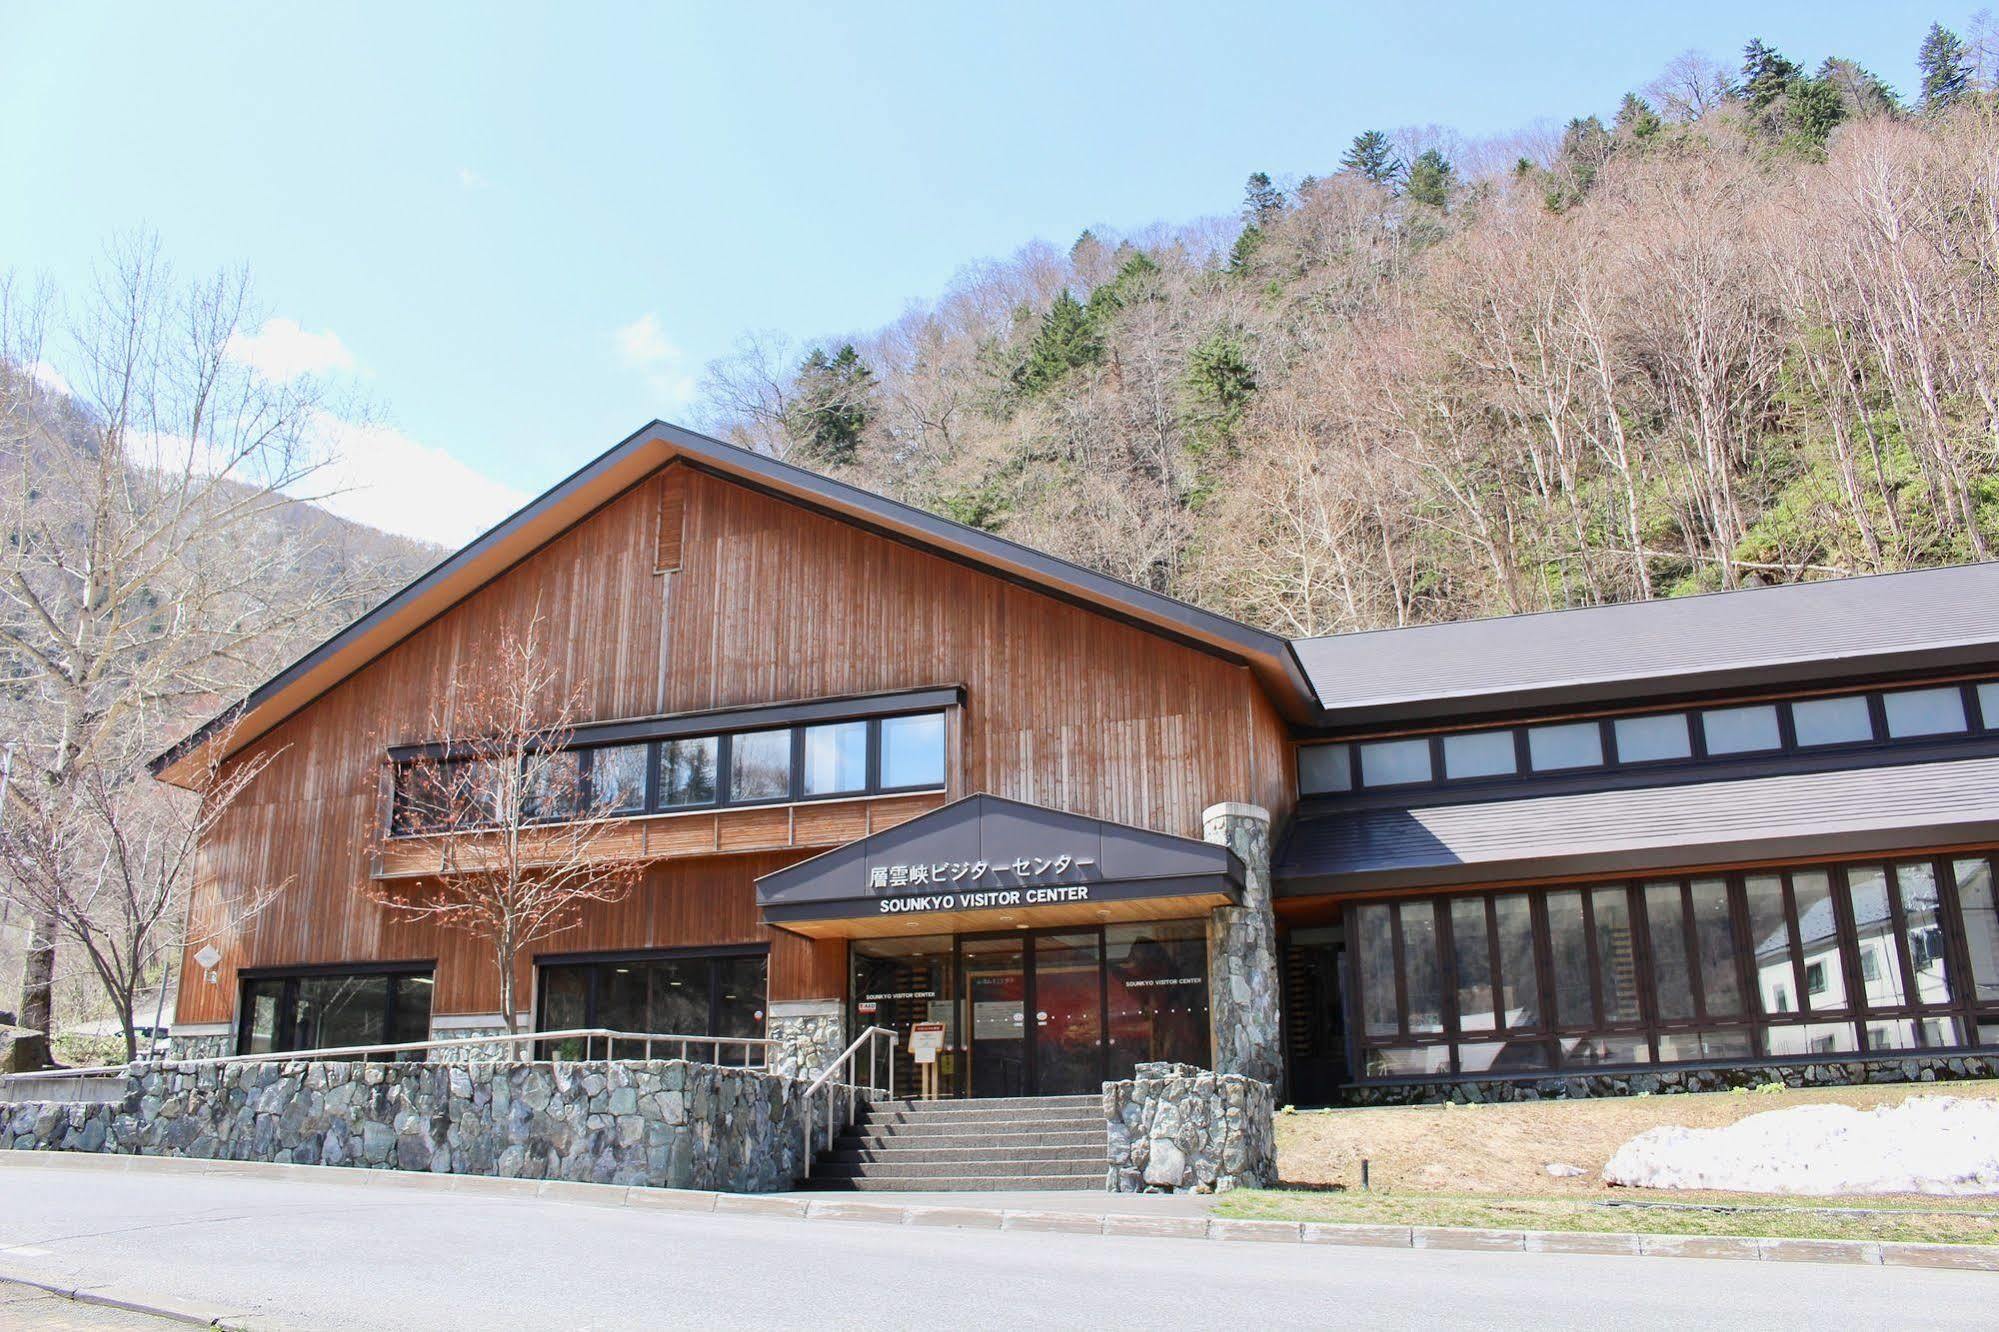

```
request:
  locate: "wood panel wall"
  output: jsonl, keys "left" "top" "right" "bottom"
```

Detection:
{"left": 176, "top": 463, "right": 1291, "bottom": 1026}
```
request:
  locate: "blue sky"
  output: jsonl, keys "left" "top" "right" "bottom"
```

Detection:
{"left": 0, "top": 1, "right": 1960, "bottom": 542}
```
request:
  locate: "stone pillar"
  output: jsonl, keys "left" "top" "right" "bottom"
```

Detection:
{"left": 1203, "top": 802, "right": 1282, "bottom": 1093}
{"left": 767, "top": 999, "right": 847, "bottom": 1082}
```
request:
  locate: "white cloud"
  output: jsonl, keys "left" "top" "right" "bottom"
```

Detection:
{"left": 311, "top": 416, "right": 530, "bottom": 547}
{"left": 225, "top": 318, "right": 357, "bottom": 382}
{"left": 613, "top": 312, "right": 697, "bottom": 411}
{"left": 457, "top": 166, "right": 490, "bottom": 190}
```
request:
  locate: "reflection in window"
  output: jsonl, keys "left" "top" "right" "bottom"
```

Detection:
{"left": 1792, "top": 695, "right": 1873, "bottom": 746}
{"left": 1298, "top": 743, "right": 1352, "bottom": 794}
{"left": 1791, "top": 871, "right": 1845, "bottom": 1011}
{"left": 802, "top": 721, "right": 869, "bottom": 796}
{"left": 1547, "top": 890, "right": 1592, "bottom": 1027}
{"left": 730, "top": 729, "right": 792, "bottom": 802}
{"left": 1105, "top": 921, "right": 1210, "bottom": 1082}
{"left": 1451, "top": 898, "right": 1495, "bottom": 1032}
{"left": 1401, "top": 902, "right": 1443, "bottom": 1034}
{"left": 1844, "top": 867, "right": 1908, "bottom": 1009}
{"left": 1357, "top": 904, "right": 1397, "bottom": 1038}
{"left": 659, "top": 736, "right": 719, "bottom": 807}
{"left": 1894, "top": 861, "right": 1952, "bottom": 1006}
{"left": 1360, "top": 738, "right": 1432, "bottom": 786}
{"left": 1744, "top": 874, "right": 1795, "bottom": 1016}
{"left": 1981, "top": 682, "right": 1999, "bottom": 729}
{"left": 1955, "top": 858, "right": 1999, "bottom": 1005}
{"left": 1528, "top": 722, "right": 1603, "bottom": 771}
{"left": 880, "top": 713, "right": 946, "bottom": 789}
{"left": 587, "top": 745, "right": 648, "bottom": 814}
{"left": 1644, "top": 881, "right": 1697, "bottom": 1022}
{"left": 1882, "top": 687, "right": 1967, "bottom": 738}
{"left": 522, "top": 750, "right": 581, "bottom": 822}
{"left": 1702, "top": 704, "right": 1781, "bottom": 755}
{"left": 1615, "top": 714, "right": 1691, "bottom": 763}
{"left": 1592, "top": 887, "right": 1643, "bottom": 1024}
{"left": 235, "top": 969, "right": 432, "bottom": 1057}
{"left": 1442, "top": 731, "right": 1516, "bottom": 780}
{"left": 1494, "top": 894, "right": 1537, "bottom": 1027}
{"left": 1690, "top": 877, "right": 1742, "bottom": 1018}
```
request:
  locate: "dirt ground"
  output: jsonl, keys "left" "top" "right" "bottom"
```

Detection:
{"left": 1276, "top": 1080, "right": 1999, "bottom": 1196}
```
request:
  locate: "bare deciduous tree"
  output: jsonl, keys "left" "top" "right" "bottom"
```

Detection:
{"left": 0, "top": 235, "right": 376, "bottom": 1070}
{"left": 0, "top": 723, "right": 283, "bottom": 1062}
{"left": 362, "top": 616, "right": 644, "bottom": 1038}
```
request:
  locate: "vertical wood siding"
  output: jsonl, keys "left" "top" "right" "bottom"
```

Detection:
{"left": 176, "top": 467, "right": 1289, "bottom": 1025}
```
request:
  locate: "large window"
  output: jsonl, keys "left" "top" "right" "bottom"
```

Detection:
{"left": 390, "top": 709, "right": 950, "bottom": 834}
{"left": 536, "top": 949, "right": 767, "bottom": 1062}
{"left": 1347, "top": 852, "right": 1999, "bottom": 1081}
{"left": 237, "top": 966, "right": 433, "bottom": 1057}
{"left": 1298, "top": 676, "right": 1999, "bottom": 796}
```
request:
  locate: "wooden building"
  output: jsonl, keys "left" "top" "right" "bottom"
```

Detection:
{"left": 155, "top": 423, "right": 1999, "bottom": 1104}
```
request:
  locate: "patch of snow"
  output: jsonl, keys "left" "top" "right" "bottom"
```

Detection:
{"left": 1604, "top": 1096, "right": 1999, "bottom": 1195}
{"left": 1543, "top": 1162, "right": 1586, "bottom": 1178}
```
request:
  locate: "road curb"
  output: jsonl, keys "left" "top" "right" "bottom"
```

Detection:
{"left": 4, "top": 1150, "right": 1995, "bottom": 1273}
{"left": 0, "top": 1263, "right": 252, "bottom": 1327}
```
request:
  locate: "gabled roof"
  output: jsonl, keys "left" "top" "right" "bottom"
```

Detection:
{"left": 756, "top": 792, "right": 1245, "bottom": 926}
{"left": 1292, "top": 562, "right": 1999, "bottom": 728}
{"left": 153, "top": 422, "right": 1315, "bottom": 787}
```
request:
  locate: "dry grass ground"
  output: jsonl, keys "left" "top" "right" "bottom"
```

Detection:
{"left": 1273, "top": 1079, "right": 1999, "bottom": 1195}
{"left": 1214, "top": 1080, "right": 1999, "bottom": 1245}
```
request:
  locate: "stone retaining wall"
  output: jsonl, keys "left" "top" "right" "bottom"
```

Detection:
{"left": 1104, "top": 1061, "right": 1275, "bottom": 1194}
{"left": 1, "top": 1058, "right": 835, "bottom": 1193}
{"left": 1340, "top": 1052, "right": 1999, "bottom": 1106}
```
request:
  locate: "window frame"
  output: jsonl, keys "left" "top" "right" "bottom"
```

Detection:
{"left": 1342, "top": 849, "right": 1999, "bottom": 1084}
{"left": 1296, "top": 678, "right": 1999, "bottom": 799}
{"left": 388, "top": 707, "right": 952, "bottom": 837}
{"left": 234, "top": 961, "right": 435, "bottom": 1058}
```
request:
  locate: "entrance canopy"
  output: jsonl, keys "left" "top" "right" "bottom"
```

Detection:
{"left": 756, "top": 794, "right": 1244, "bottom": 939}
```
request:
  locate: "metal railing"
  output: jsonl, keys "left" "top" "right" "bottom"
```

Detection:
{"left": 798, "top": 1025, "right": 897, "bottom": 1180}
{"left": 0, "top": 1027, "right": 777, "bottom": 1086}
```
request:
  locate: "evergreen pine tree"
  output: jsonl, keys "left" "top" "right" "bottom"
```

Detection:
{"left": 786, "top": 344, "right": 874, "bottom": 466}
{"left": 1817, "top": 57, "right": 1901, "bottom": 119}
{"left": 1340, "top": 130, "right": 1402, "bottom": 185}
{"left": 1183, "top": 331, "right": 1258, "bottom": 453}
{"left": 1918, "top": 22, "right": 1972, "bottom": 113}
{"left": 1740, "top": 38, "right": 1803, "bottom": 110}
{"left": 1242, "top": 172, "right": 1286, "bottom": 224}
{"left": 1782, "top": 74, "right": 1847, "bottom": 155}
{"left": 1012, "top": 290, "right": 1102, "bottom": 397}
{"left": 1614, "top": 93, "right": 1664, "bottom": 140}
{"left": 1404, "top": 149, "right": 1455, "bottom": 208}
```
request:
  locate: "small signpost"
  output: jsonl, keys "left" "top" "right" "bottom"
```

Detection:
{"left": 909, "top": 1022, "right": 947, "bottom": 1101}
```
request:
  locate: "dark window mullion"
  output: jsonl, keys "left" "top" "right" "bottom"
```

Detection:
{"left": 1934, "top": 854, "right": 1980, "bottom": 1035}
{"left": 1829, "top": 864, "right": 1876, "bottom": 1051}
{"left": 1780, "top": 871, "right": 1812, "bottom": 1019}
{"left": 1628, "top": 881, "right": 1663, "bottom": 1061}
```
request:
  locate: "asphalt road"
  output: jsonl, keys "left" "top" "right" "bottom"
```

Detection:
{"left": 0, "top": 1164, "right": 1992, "bottom": 1331}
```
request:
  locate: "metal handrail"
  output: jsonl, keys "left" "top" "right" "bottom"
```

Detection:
{"left": 0, "top": 1027, "right": 778, "bottom": 1084}
{"left": 799, "top": 1025, "right": 898, "bottom": 1180}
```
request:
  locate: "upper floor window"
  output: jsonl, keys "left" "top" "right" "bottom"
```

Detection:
{"left": 1528, "top": 722, "right": 1602, "bottom": 772}
{"left": 1298, "top": 675, "right": 1999, "bottom": 797}
{"left": 389, "top": 707, "right": 950, "bottom": 836}
{"left": 880, "top": 713, "right": 947, "bottom": 790}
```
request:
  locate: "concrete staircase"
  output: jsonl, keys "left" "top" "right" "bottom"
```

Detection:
{"left": 800, "top": 1094, "right": 1107, "bottom": 1192}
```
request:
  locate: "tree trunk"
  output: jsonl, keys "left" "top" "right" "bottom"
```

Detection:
{"left": 15, "top": 909, "right": 58, "bottom": 1071}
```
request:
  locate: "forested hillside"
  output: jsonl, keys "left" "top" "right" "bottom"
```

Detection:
{"left": 702, "top": 22, "right": 1999, "bottom": 636}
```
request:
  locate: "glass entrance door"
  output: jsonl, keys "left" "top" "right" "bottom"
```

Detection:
{"left": 963, "top": 937, "right": 1029, "bottom": 1098}
{"left": 1033, "top": 931, "right": 1105, "bottom": 1094}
